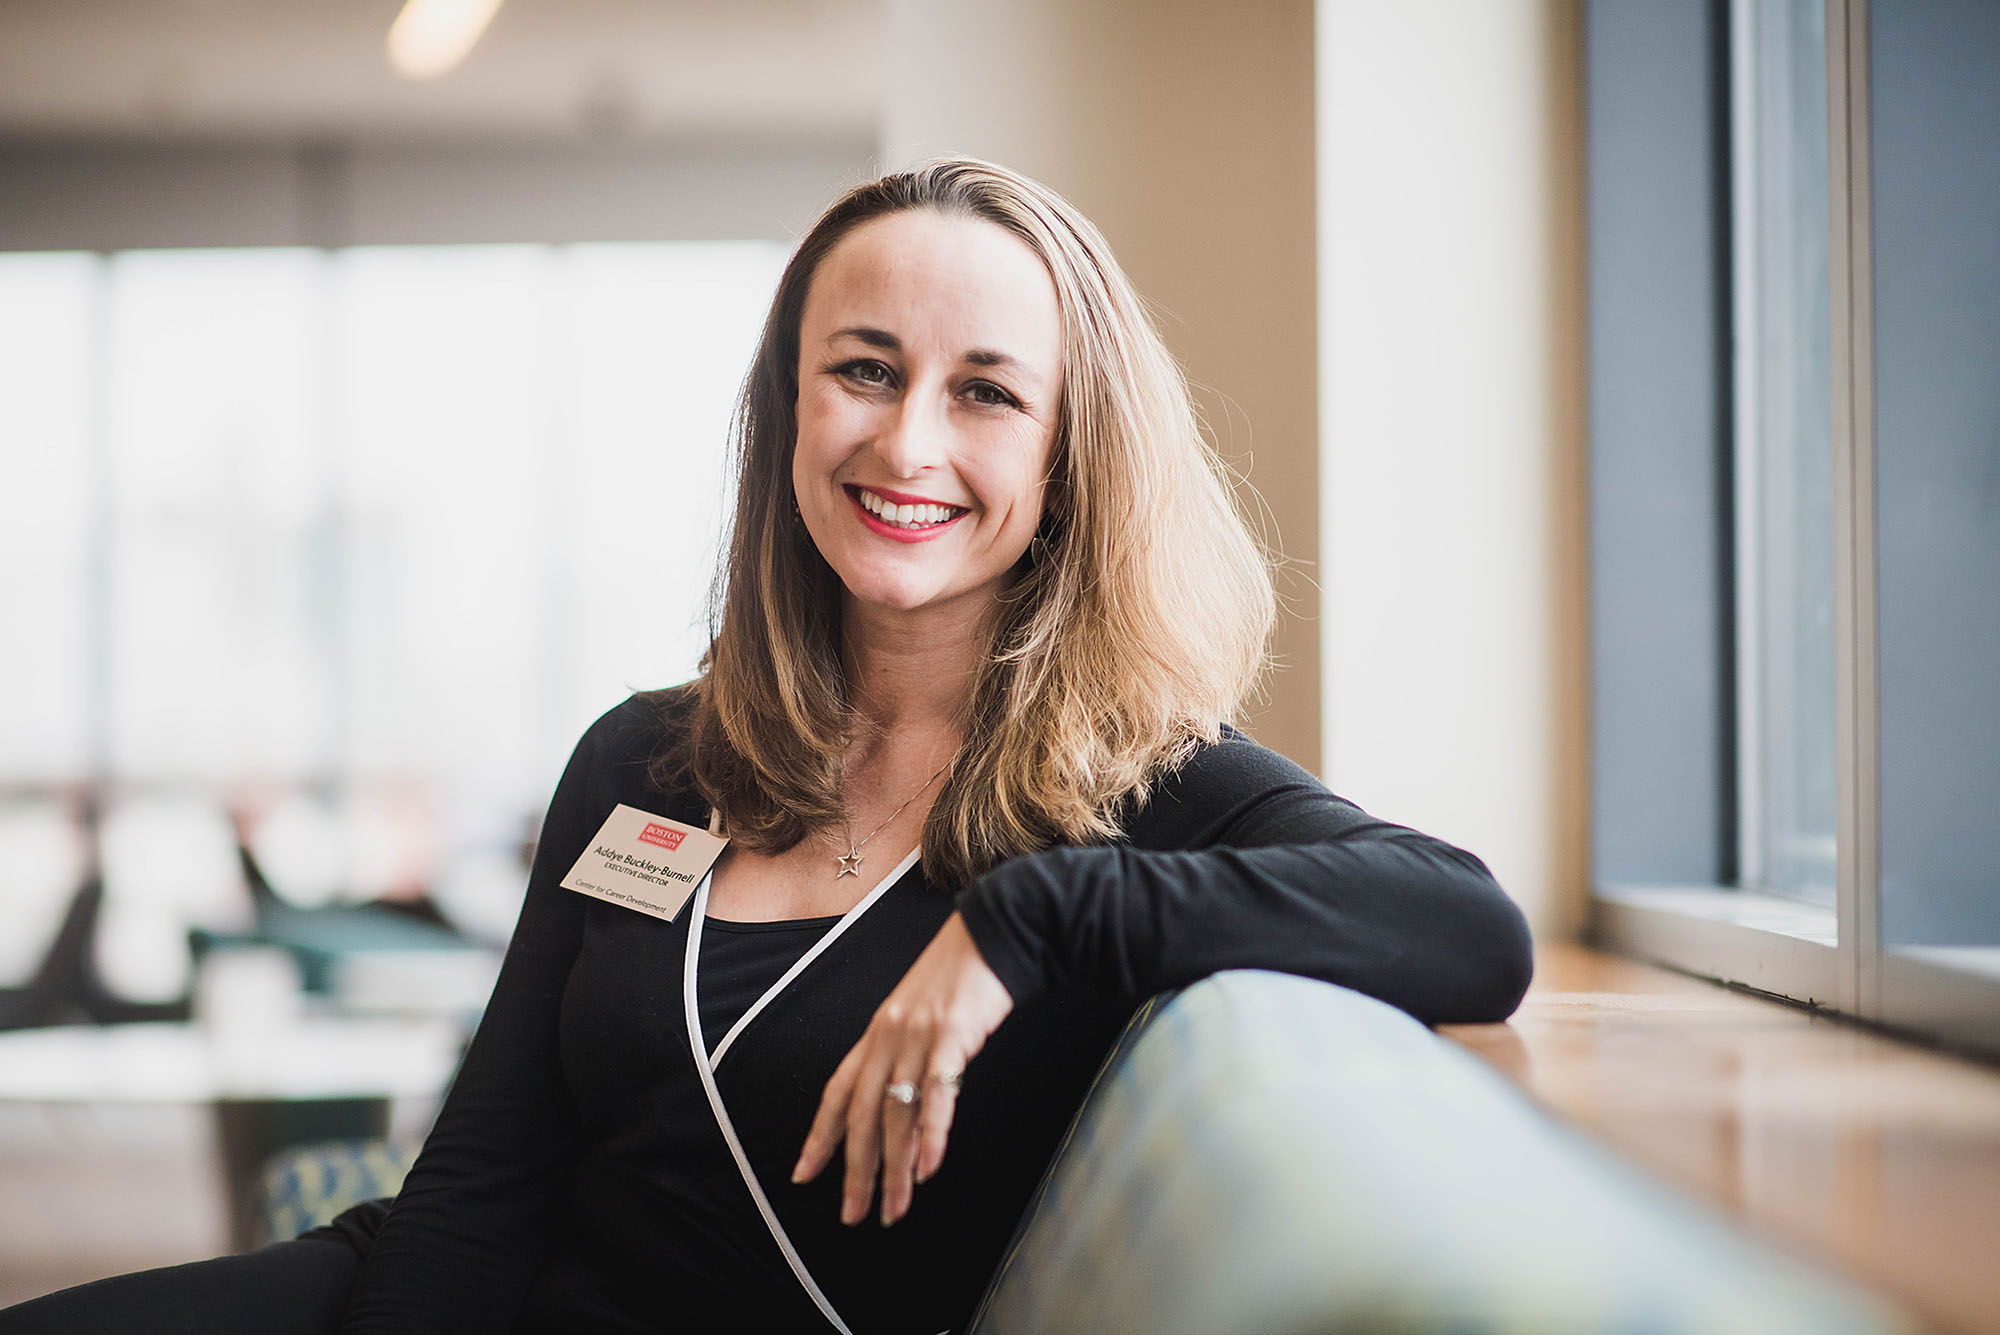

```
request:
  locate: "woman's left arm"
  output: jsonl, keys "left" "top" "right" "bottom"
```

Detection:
{"left": 955, "top": 732, "right": 1535, "bottom": 1026}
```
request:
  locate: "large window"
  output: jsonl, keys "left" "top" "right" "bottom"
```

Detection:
{"left": 1587, "top": 0, "right": 2000, "bottom": 1056}
{"left": 0, "top": 241, "right": 782, "bottom": 994}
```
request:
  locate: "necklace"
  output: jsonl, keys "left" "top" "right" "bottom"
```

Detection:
{"left": 832, "top": 756, "right": 953, "bottom": 879}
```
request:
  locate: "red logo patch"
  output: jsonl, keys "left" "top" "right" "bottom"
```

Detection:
{"left": 638, "top": 822, "right": 686, "bottom": 851}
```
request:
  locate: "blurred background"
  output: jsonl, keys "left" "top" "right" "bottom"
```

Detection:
{"left": 0, "top": 0, "right": 1589, "bottom": 1306}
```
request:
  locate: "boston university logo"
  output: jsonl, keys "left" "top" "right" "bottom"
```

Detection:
{"left": 638, "top": 822, "right": 686, "bottom": 851}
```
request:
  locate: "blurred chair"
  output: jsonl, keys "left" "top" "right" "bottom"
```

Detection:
{"left": 98, "top": 793, "right": 251, "bottom": 1010}
{"left": 255, "top": 1138, "right": 416, "bottom": 1249}
{"left": 0, "top": 795, "right": 202, "bottom": 1028}
{"left": 964, "top": 971, "right": 1913, "bottom": 1335}
{"left": 194, "top": 787, "right": 500, "bottom": 1020}
{"left": 0, "top": 800, "right": 85, "bottom": 989}
{"left": 0, "top": 798, "right": 91, "bottom": 1028}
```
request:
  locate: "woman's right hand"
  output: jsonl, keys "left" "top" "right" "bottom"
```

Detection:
{"left": 791, "top": 912, "right": 1014, "bottom": 1226}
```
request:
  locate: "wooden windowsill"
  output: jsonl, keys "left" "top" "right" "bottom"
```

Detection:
{"left": 1440, "top": 943, "right": 2000, "bottom": 1335}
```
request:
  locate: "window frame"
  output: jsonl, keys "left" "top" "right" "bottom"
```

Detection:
{"left": 1586, "top": 0, "right": 2000, "bottom": 1059}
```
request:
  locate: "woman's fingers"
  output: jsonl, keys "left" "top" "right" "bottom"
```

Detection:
{"left": 793, "top": 1048, "right": 861, "bottom": 1185}
{"left": 795, "top": 913, "right": 1014, "bottom": 1227}
{"left": 851, "top": 1004, "right": 937, "bottom": 1224}
{"left": 840, "top": 1062, "right": 888, "bottom": 1225}
{"left": 883, "top": 1051, "right": 965, "bottom": 1225}
{"left": 914, "top": 1060, "right": 963, "bottom": 1186}
{"left": 875, "top": 1049, "right": 928, "bottom": 1225}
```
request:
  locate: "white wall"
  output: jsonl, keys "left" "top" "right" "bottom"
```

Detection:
{"left": 884, "top": 0, "right": 1323, "bottom": 774}
{"left": 1318, "top": 0, "right": 1588, "bottom": 938}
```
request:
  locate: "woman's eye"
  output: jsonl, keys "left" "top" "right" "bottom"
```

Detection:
{"left": 966, "top": 381, "right": 1020, "bottom": 409}
{"left": 838, "top": 360, "right": 893, "bottom": 386}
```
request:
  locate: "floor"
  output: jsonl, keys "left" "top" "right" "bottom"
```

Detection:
{"left": 0, "top": 1093, "right": 439, "bottom": 1310}
{"left": 1442, "top": 943, "right": 2000, "bottom": 1335}
{"left": 0, "top": 1101, "right": 226, "bottom": 1308}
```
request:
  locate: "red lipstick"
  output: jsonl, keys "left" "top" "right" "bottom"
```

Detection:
{"left": 845, "top": 486, "right": 967, "bottom": 544}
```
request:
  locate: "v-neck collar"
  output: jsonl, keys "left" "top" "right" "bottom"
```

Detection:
{"left": 694, "top": 844, "right": 922, "bottom": 1069}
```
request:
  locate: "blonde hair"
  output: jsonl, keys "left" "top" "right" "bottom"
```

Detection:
{"left": 660, "top": 158, "right": 1274, "bottom": 887}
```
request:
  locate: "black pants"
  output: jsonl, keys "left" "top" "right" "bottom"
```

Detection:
{"left": 0, "top": 1200, "right": 388, "bottom": 1335}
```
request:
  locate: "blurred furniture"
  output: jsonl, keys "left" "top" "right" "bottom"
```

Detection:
{"left": 226, "top": 794, "right": 504, "bottom": 1018}
{"left": 965, "top": 970, "right": 1910, "bottom": 1335}
{"left": 257, "top": 1138, "right": 419, "bottom": 1247}
{"left": 0, "top": 796, "right": 199, "bottom": 1029}
{"left": 194, "top": 905, "right": 499, "bottom": 1019}
{"left": 0, "top": 876, "right": 194, "bottom": 1029}
{"left": 1, "top": 794, "right": 497, "bottom": 1030}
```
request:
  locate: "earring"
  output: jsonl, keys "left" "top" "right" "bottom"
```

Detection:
{"left": 1028, "top": 520, "right": 1054, "bottom": 565}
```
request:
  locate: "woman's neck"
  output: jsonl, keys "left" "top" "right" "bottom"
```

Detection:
{"left": 840, "top": 595, "right": 990, "bottom": 744}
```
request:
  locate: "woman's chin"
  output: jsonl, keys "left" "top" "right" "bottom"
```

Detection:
{"left": 844, "top": 586, "right": 949, "bottom": 617}
{"left": 840, "top": 579, "right": 993, "bottom": 623}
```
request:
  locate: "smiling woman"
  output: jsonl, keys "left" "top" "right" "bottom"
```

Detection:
{"left": 791, "top": 209, "right": 1061, "bottom": 623}
{"left": 0, "top": 159, "right": 1533, "bottom": 1335}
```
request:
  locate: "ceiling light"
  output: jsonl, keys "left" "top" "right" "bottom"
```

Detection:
{"left": 387, "top": 0, "right": 506, "bottom": 81}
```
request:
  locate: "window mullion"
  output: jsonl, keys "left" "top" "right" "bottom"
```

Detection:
{"left": 1825, "top": 0, "right": 1879, "bottom": 1019}
{"left": 1728, "top": 0, "right": 1765, "bottom": 896}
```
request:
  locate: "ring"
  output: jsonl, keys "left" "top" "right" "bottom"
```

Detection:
{"left": 927, "top": 1069, "right": 964, "bottom": 1091}
{"left": 884, "top": 1081, "right": 919, "bottom": 1106}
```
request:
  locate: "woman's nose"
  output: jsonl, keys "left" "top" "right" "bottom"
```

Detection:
{"left": 873, "top": 396, "right": 948, "bottom": 477}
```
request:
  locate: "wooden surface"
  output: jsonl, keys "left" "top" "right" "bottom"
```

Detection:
{"left": 1441, "top": 943, "right": 2000, "bottom": 1335}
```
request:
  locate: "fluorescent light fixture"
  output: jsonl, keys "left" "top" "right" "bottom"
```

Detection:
{"left": 387, "top": 0, "right": 505, "bottom": 81}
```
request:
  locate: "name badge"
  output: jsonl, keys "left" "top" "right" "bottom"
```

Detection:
{"left": 561, "top": 804, "right": 728, "bottom": 921}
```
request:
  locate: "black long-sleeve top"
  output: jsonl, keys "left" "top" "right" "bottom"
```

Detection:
{"left": 338, "top": 690, "right": 1532, "bottom": 1334}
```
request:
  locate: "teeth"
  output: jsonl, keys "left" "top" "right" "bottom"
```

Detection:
{"left": 857, "top": 490, "right": 962, "bottom": 528}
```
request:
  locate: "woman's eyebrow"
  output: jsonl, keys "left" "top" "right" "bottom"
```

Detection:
{"left": 963, "top": 348, "right": 1031, "bottom": 377}
{"left": 831, "top": 326, "right": 901, "bottom": 350}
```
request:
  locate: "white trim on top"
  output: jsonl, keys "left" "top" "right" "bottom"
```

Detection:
{"left": 682, "top": 866, "right": 856, "bottom": 1335}
{"left": 709, "top": 845, "right": 922, "bottom": 1068}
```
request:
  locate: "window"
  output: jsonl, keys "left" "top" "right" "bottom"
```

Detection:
{"left": 1732, "top": 0, "right": 1836, "bottom": 910}
{"left": 1869, "top": 0, "right": 2000, "bottom": 1026}
{"left": 1586, "top": 0, "right": 2000, "bottom": 1056}
{"left": 0, "top": 241, "right": 782, "bottom": 992}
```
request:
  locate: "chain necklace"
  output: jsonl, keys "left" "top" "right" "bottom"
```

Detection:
{"left": 831, "top": 756, "right": 953, "bottom": 879}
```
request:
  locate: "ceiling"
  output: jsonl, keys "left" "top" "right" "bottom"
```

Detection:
{"left": 0, "top": 0, "right": 888, "bottom": 142}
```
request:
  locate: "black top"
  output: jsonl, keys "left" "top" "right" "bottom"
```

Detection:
{"left": 697, "top": 915, "right": 840, "bottom": 1053}
{"left": 338, "top": 690, "right": 1533, "bottom": 1334}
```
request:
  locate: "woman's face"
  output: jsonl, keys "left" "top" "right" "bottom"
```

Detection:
{"left": 791, "top": 209, "right": 1063, "bottom": 629}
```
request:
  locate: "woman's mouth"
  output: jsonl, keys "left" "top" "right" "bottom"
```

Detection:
{"left": 847, "top": 486, "right": 968, "bottom": 537}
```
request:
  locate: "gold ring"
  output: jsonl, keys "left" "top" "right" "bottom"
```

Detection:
{"left": 927, "top": 1069, "right": 964, "bottom": 1091}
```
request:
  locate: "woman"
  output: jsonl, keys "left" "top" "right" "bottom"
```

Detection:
{"left": 2, "top": 158, "right": 1531, "bottom": 1334}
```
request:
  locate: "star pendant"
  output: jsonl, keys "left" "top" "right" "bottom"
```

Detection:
{"left": 836, "top": 848, "right": 862, "bottom": 879}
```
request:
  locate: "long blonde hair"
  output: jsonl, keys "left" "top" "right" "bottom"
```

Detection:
{"left": 660, "top": 158, "right": 1273, "bottom": 887}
